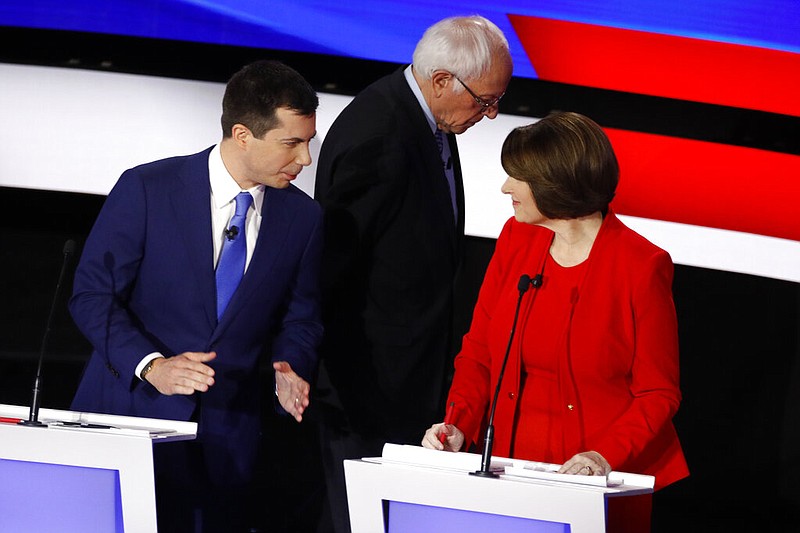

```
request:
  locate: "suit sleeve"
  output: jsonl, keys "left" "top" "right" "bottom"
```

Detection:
{"left": 270, "top": 202, "right": 324, "bottom": 382}
{"left": 69, "top": 170, "right": 160, "bottom": 385}
{"left": 447, "top": 219, "right": 516, "bottom": 447}
{"left": 594, "top": 249, "right": 682, "bottom": 469}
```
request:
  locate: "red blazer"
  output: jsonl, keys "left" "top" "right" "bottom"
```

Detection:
{"left": 447, "top": 212, "right": 689, "bottom": 489}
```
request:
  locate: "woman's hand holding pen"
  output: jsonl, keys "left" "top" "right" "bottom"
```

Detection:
{"left": 422, "top": 401, "right": 464, "bottom": 451}
{"left": 421, "top": 422, "right": 465, "bottom": 452}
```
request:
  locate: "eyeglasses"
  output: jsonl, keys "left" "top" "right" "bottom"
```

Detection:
{"left": 455, "top": 77, "right": 504, "bottom": 111}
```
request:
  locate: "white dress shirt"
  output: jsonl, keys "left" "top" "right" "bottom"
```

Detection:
{"left": 135, "top": 144, "right": 264, "bottom": 379}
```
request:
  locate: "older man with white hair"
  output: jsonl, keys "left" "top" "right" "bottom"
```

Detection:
{"left": 313, "top": 15, "right": 513, "bottom": 533}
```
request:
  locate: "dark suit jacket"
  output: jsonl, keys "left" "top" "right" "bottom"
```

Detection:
{"left": 314, "top": 67, "right": 465, "bottom": 440}
{"left": 70, "top": 147, "right": 323, "bottom": 485}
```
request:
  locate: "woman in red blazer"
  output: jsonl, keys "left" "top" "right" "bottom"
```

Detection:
{"left": 423, "top": 111, "right": 688, "bottom": 490}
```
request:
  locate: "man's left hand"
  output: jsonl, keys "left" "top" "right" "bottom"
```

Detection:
{"left": 274, "top": 361, "right": 310, "bottom": 422}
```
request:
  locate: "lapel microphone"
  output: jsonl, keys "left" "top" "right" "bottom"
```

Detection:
{"left": 224, "top": 226, "right": 239, "bottom": 241}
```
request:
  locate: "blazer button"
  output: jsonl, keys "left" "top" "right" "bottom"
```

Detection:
{"left": 567, "top": 404, "right": 574, "bottom": 411}
{"left": 507, "top": 392, "right": 515, "bottom": 400}
{"left": 106, "top": 362, "right": 120, "bottom": 378}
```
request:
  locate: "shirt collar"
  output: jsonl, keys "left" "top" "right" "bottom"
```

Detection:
{"left": 404, "top": 65, "right": 438, "bottom": 135}
{"left": 208, "top": 144, "right": 265, "bottom": 213}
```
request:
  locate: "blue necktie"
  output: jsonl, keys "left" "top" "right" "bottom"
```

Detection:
{"left": 435, "top": 129, "right": 458, "bottom": 222}
{"left": 216, "top": 192, "right": 253, "bottom": 319}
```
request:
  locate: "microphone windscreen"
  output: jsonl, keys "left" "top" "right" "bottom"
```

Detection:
{"left": 63, "top": 239, "right": 77, "bottom": 256}
{"left": 518, "top": 274, "right": 532, "bottom": 293}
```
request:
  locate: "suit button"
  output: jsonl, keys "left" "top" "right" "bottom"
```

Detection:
{"left": 106, "top": 362, "right": 120, "bottom": 378}
{"left": 567, "top": 404, "right": 574, "bottom": 411}
{"left": 508, "top": 392, "right": 515, "bottom": 399}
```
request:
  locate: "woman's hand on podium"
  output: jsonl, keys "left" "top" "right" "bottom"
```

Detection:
{"left": 421, "top": 422, "right": 465, "bottom": 452}
{"left": 558, "top": 450, "right": 611, "bottom": 477}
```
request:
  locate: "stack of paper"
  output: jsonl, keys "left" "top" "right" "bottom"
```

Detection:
{"left": 374, "top": 443, "right": 655, "bottom": 489}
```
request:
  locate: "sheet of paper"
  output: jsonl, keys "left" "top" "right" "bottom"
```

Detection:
{"left": 374, "top": 444, "right": 654, "bottom": 490}
{"left": 376, "top": 443, "right": 513, "bottom": 473}
{"left": 504, "top": 465, "right": 616, "bottom": 487}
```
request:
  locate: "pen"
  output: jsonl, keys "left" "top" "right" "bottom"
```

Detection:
{"left": 50, "top": 421, "right": 118, "bottom": 429}
{"left": 0, "top": 417, "right": 23, "bottom": 424}
{"left": 439, "top": 401, "right": 455, "bottom": 444}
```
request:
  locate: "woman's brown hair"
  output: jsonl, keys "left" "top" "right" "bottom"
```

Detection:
{"left": 501, "top": 111, "right": 618, "bottom": 219}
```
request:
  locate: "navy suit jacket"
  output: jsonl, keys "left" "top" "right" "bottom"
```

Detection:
{"left": 70, "top": 147, "right": 323, "bottom": 484}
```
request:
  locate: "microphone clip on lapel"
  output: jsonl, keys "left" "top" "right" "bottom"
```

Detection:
{"left": 224, "top": 225, "right": 239, "bottom": 241}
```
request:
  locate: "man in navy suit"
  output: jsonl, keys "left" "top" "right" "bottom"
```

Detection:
{"left": 69, "top": 60, "right": 322, "bottom": 532}
{"left": 313, "top": 15, "right": 513, "bottom": 533}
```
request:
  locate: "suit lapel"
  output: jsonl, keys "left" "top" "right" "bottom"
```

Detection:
{"left": 212, "top": 186, "right": 294, "bottom": 338}
{"left": 172, "top": 148, "right": 217, "bottom": 330}
{"left": 390, "top": 69, "right": 461, "bottom": 257}
{"left": 447, "top": 133, "right": 466, "bottom": 254}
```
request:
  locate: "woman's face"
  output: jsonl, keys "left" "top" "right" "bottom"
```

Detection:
{"left": 501, "top": 176, "right": 546, "bottom": 225}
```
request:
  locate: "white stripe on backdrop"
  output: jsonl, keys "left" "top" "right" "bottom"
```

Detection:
{"left": 2, "top": 63, "right": 798, "bottom": 282}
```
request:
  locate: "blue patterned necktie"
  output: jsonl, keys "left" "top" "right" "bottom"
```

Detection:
{"left": 216, "top": 191, "right": 253, "bottom": 319}
{"left": 435, "top": 129, "right": 458, "bottom": 221}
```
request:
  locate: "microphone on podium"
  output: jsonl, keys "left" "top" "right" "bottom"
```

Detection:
{"left": 471, "top": 273, "right": 538, "bottom": 478}
{"left": 20, "top": 239, "right": 77, "bottom": 427}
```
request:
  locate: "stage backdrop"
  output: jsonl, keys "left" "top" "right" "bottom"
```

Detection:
{"left": 1, "top": 0, "right": 799, "bottom": 282}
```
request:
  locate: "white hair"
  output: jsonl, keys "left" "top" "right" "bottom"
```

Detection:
{"left": 412, "top": 15, "right": 510, "bottom": 90}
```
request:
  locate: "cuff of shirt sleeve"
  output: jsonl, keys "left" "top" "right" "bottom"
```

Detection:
{"left": 135, "top": 353, "right": 165, "bottom": 380}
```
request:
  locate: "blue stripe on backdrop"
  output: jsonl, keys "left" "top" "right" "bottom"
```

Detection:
{"left": 1, "top": 0, "right": 799, "bottom": 79}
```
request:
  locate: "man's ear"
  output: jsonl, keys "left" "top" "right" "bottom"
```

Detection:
{"left": 231, "top": 123, "right": 251, "bottom": 148}
{"left": 430, "top": 70, "right": 453, "bottom": 98}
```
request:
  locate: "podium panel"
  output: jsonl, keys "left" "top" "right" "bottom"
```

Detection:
{"left": 386, "top": 500, "right": 569, "bottom": 532}
{"left": 0, "top": 459, "right": 123, "bottom": 532}
{"left": 0, "top": 404, "right": 196, "bottom": 533}
{"left": 345, "top": 444, "right": 654, "bottom": 533}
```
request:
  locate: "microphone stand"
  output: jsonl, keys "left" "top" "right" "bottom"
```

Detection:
{"left": 20, "top": 240, "right": 76, "bottom": 427}
{"left": 471, "top": 274, "right": 534, "bottom": 478}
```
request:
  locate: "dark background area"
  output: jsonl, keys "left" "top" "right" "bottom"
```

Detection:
{"left": 2, "top": 28, "right": 800, "bottom": 532}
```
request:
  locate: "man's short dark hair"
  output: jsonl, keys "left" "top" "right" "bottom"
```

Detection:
{"left": 221, "top": 60, "right": 318, "bottom": 139}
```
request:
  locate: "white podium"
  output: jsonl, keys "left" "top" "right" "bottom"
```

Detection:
{"left": 345, "top": 444, "right": 654, "bottom": 533}
{"left": 0, "top": 403, "right": 196, "bottom": 533}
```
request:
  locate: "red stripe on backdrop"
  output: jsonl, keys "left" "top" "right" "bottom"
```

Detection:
{"left": 508, "top": 15, "right": 800, "bottom": 117}
{"left": 607, "top": 128, "right": 800, "bottom": 242}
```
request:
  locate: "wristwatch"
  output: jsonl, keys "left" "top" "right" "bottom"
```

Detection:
{"left": 140, "top": 359, "right": 157, "bottom": 381}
